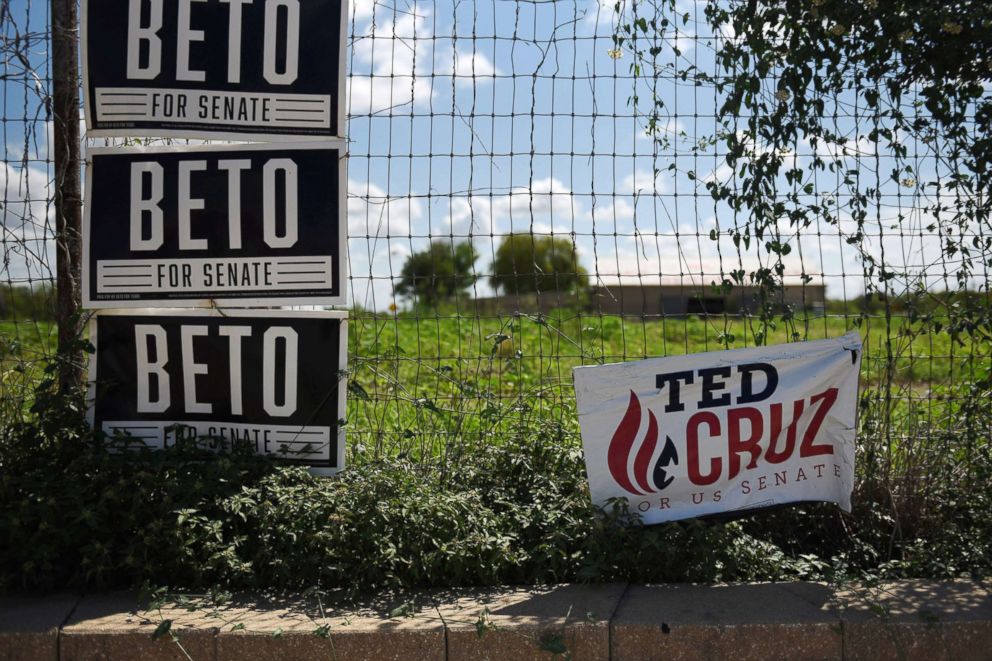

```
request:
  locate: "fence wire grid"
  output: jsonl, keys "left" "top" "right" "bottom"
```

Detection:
{"left": 1, "top": 0, "right": 989, "bottom": 502}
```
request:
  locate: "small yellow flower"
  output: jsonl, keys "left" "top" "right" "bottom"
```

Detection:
{"left": 942, "top": 22, "right": 963, "bottom": 35}
{"left": 388, "top": 302, "right": 398, "bottom": 313}
{"left": 898, "top": 29, "right": 913, "bottom": 42}
{"left": 608, "top": 48, "right": 623, "bottom": 60}
{"left": 829, "top": 23, "right": 847, "bottom": 36}
{"left": 864, "top": 0, "right": 878, "bottom": 8}
{"left": 774, "top": 89, "right": 790, "bottom": 102}
{"left": 901, "top": 178, "right": 917, "bottom": 188}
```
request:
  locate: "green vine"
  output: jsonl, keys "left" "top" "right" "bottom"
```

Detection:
{"left": 614, "top": 0, "right": 992, "bottom": 344}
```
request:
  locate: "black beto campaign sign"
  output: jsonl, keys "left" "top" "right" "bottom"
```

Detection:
{"left": 88, "top": 310, "right": 347, "bottom": 472}
{"left": 82, "top": 0, "right": 347, "bottom": 139}
{"left": 82, "top": 142, "right": 346, "bottom": 308}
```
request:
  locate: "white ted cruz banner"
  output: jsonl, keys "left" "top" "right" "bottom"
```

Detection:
{"left": 573, "top": 332, "right": 862, "bottom": 523}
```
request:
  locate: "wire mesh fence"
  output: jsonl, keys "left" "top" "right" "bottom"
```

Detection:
{"left": 1, "top": 0, "right": 989, "bottom": 512}
{"left": 1, "top": 0, "right": 56, "bottom": 419}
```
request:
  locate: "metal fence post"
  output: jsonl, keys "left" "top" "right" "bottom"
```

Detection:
{"left": 51, "top": 0, "right": 83, "bottom": 391}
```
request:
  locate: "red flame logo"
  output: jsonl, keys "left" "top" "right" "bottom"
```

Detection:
{"left": 607, "top": 391, "right": 679, "bottom": 495}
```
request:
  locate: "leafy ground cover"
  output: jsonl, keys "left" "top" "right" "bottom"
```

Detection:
{"left": 1, "top": 310, "right": 989, "bottom": 592}
{"left": 1, "top": 320, "right": 59, "bottom": 420}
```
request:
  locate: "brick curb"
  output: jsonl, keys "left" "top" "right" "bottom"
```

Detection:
{"left": 1, "top": 580, "right": 989, "bottom": 660}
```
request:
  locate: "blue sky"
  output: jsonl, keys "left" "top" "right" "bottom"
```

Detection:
{"left": 1, "top": 0, "right": 963, "bottom": 310}
{"left": 344, "top": 0, "right": 954, "bottom": 310}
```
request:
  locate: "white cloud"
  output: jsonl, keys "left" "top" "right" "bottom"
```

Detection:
{"left": 348, "top": 75, "right": 433, "bottom": 116}
{"left": 701, "top": 132, "right": 797, "bottom": 184}
{"left": 1, "top": 161, "right": 52, "bottom": 235}
{"left": 668, "top": 29, "right": 696, "bottom": 56}
{"left": 703, "top": 162, "right": 735, "bottom": 185}
{"left": 585, "top": 0, "right": 628, "bottom": 26}
{"left": 585, "top": 169, "right": 672, "bottom": 226}
{"left": 443, "top": 177, "right": 583, "bottom": 237}
{"left": 349, "top": 4, "right": 434, "bottom": 115}
{"left": 620, "top": 169, "right": 670, "bottom": 195}
{"left": 347, "top": 179, "right": 419, "bottom": 237}
{"left": 435, "top": 47, "right": 499, "bottom": 82}
{"left": 804, "top": 134, "right": 879, "bottom": 161}
{"left": 0, "top": 161, "right": 54, "bottom": 281}
{"left": 351, "top": 0, "right": 376, "bottom": 22}
{"left": 444, "top": 195, "right": 494, "bottom": 236}
{"left": 516, "top": 177, "right": 579, "bottom": 219}
{"left": 348, "top": 4, "right": 497, "bottom": 115}
{"left": 598, "top": 197, "right": 636, "bottom": 221}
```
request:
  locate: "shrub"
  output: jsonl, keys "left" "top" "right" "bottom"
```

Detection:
{"left": 2, "top": 378, "right": 989, "bottom": 593}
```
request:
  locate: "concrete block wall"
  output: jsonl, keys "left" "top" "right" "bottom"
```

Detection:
{"left": 1, "top": 580, "right": 989, "bottom": 660}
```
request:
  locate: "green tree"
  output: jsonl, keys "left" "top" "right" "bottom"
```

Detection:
{"left": 490, "top": 234, "right": 586, "bottom": 295}
{"left": 393, "top": 241, "right": 478, "bottom": 306}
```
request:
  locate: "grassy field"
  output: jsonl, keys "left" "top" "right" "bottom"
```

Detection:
{"left": 351, "top": 308, "right": 981, "bottom": 383}
{"left": 4, "top": 311, "right": 988, "bottom": 457}
{"left": 345, "top": 309, "right": 989, "bottom": 459}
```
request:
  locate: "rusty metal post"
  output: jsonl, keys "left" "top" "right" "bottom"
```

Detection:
{"left": 50, "top": 0, "right": 83, "bottom": 391}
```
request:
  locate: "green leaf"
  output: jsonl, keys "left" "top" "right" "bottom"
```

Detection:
{"left": 151, "top": 619, "right": 173, "bottom": 641}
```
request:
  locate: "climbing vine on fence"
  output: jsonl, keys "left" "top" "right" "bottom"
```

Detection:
{"left": 616, "top": 0, "right": 992, "bottom": 341}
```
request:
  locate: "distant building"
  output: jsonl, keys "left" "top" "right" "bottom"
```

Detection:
{"left": 589, "top": 283, "right": 826, "bottom": 316}
{"left": 471, "top": 281, "right": 826, "bottom": 317}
